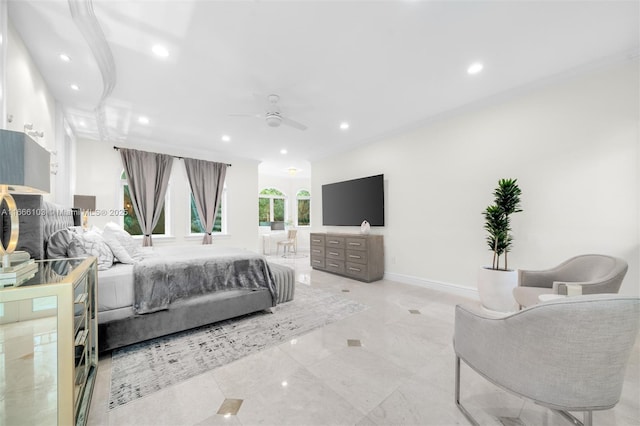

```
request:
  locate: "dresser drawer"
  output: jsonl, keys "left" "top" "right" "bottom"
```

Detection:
{"left": 310, "top": 257, "right": 325, "bottom": 268}
{"left": 325, "top": 236, "right": 345, "bottom": 249}
{"left": 326, "top": 247, "right": 345, "bottom": 261}
{"left": 346, "top": 249, "right": 367, "bottom": 265}
{"left": 310, "top": 245, "right": 325, "bottom": 257}
{"left": 346, "top": 262, "right": 368, "bottom": 281}
{"left": 310, "top": 234, "right": 325, "bottom": 246}
{"left": 346, "top": 237, "right": 367, "bottom": 251}
{"left": 325, "top": 259, "right": 345, "bottom": 274}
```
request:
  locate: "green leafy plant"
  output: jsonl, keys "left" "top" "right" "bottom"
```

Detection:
{"left": 483, "top": 178, "right": 522, "bottom": 270}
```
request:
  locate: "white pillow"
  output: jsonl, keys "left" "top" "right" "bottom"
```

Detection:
{"left": 68, "top": 230, "right": 114, "bottom": 270}
{"left": 102, "top": 222, "right": 142, "bottom": 264}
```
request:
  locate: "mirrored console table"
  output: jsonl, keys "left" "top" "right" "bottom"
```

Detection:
{"left": 0, "top": 257, "right": 98, "bottom": 425}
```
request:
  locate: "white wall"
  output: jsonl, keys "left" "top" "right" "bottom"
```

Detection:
{"left": 258, "top": 173, "right": 312, "bottom": 252}
{"left": 312, "top": 60, "right": 640, "bottom": 297}
{"left": 5, "top": 20, "right": 73, "bottom": 204}
{"left": 75, "top": 140, "right": 261, "bottom": 252}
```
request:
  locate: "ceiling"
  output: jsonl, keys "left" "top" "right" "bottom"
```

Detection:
{"left": 8, "top": 1, "right": 640, "bottom": 178}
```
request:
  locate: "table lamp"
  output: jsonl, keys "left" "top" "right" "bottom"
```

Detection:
{"left": 0, "top": 129, "right": 50, "bottom": 271}
{"left": 73, "top": 195, "right": 96, "bottom": 229}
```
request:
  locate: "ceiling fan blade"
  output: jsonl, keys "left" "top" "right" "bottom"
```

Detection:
{"left": 281, "top": 116, "right": 308, "bottom": 131}
{"left": 228, "top": 113, "right": 262, "bottom": 118}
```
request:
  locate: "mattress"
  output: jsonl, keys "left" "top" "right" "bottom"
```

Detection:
{"left": 97, "top": 263, "right": 135, "bottom": 312}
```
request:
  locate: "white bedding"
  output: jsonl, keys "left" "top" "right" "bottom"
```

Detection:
{"left": 97, "top": 263, "right": 135, "bottom": 312}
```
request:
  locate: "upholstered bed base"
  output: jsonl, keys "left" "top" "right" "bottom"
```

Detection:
{"left": 98, "top": 288, "right": 273, "bottom": 352}
{"left": 99, "top": 263, "right": 296, "bottom": 352}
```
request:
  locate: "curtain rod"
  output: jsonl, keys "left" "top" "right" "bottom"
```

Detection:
{"left": 113, "top": 146, "right": 232, "bottom": 167}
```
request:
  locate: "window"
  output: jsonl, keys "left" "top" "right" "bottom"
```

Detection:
{"left": 189, "top": 185, "right": 226, "bottom": 234}
{"left": 258, "top": 188, "right": 286, "bottom": 226}
{"left": 296, "top": 189, "right": 310, "bottom": 226}
{"left": 121, "top": 171, "right": 168, "bottom": 236}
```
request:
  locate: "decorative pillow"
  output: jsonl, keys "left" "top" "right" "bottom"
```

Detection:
{"left": 46, "top": 228, "right": 75, "bottom": 259}
{"left": 102, "top": 222, "right": 142, "bottom": 264}
{"left": 68, "top": 230, "right": 114, "bottom": 270}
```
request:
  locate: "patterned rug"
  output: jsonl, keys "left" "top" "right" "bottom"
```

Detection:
{"left": 109, "top": 284, "right": 368, "bottom": 409}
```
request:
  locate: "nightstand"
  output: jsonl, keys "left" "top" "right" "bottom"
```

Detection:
{"left": 0, "top": 257, "right": 98, "bottom": 426}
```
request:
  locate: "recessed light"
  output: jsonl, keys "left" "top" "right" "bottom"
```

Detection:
{"left": 138, "top": 116, "right": 150, "bottom": 125}
{"left": 281, "top": 381, "right": 288, "bottom": 387}
{"left": 280, "top": 149, "right": 287, "bottom": 155}
{"left": 221, "top": 135, "right": 231, "bottom": 142}
{"left": 340, "top": 122, "right": 350, "bottom": 130}
{"left": 467, "top": 62, "right": 483, "bottom": 75}
{"left": 59, "top": 53, "right": 71, "bottom": 62}
{"left": 152, "top": 44, "right": 169, "bottom": 58}
{"left": 78, "top": 120, "right": 86, "bottom": 127}
{"left": 70, "top": 84, "right": 79, "bottom": 91}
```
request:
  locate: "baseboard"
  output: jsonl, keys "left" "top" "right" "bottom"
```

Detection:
{"left": 384, "top": 271, "right": 479, "bottom": 300}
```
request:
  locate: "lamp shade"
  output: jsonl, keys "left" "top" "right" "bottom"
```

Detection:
{"left": 74, "top": 195, "right": 96, "bottom": 211}
{"left": 0, "top": 129, "right": 50, "bottom": 193}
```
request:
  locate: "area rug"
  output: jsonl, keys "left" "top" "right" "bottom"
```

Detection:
{"left": 109, "top": 284, "right": 368, "bottom": 409}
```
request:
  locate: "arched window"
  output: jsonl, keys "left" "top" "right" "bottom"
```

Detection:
{"left": 189, "top": 184, "right": 227, "bottom": 234}
{"left": 258, "top": 188, "right": 286, "bottom": 226}
{"left": 296, "top": 189, "right": 310, "bottom": 226}
{"left": 120, "top": 170, "right": 169, "bottom": 236}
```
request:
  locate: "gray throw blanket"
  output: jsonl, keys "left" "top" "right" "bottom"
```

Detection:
{"left": 133, "top": 246, "right": 277, "bottom": 314}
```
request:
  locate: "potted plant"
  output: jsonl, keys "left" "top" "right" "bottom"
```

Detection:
{"left": 478, "top": 178, "right": 522, "bottom": 312}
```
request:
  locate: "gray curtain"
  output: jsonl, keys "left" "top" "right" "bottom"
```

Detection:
{"left": 119, "top": 148, "right": 173, "bottom": 247}
{"left": 184, "top": 158, "right": 227, "bottom": 244}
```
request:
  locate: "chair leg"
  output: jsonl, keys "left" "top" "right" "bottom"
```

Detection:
{"left": 584, "top": 411, "right": 592, "bottom": 426}
{"left": 554, "top": 409, "right": 590, "bottom": 426}
{"left": 455, "top": 356, "right": 480, "bottom": 426}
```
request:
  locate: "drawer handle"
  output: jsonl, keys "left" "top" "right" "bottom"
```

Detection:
{"left": 312, "top": 260, "right": 321, "bottom": 264}
{"left": 348, "top": 255, "right": 361, "bottom": 259}
{"left": 348, "top": 242, "right": 362, "bottom": 246}
{"left": 329, "top": 240, "right": 340, "bottom": 244}
{"left": 349, "top": 267, "right": 361, "bottom": 272}
{"left": 329, "top": 263, "right": 339, "bottom": 267}
{"left": 312, "top": 249, "right": 321, "bottom": 253}
{"left": 329, "top": 252, "right": 339, "bottom": 256}
{"left": 312, "top": 239, "right": 321, "bottom": 243}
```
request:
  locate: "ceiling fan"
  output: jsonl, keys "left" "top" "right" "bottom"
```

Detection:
{"left": 230, "top": 94, "right": 308, "bottom": 131}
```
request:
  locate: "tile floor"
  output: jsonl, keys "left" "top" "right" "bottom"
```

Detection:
{"left": 84, "top": 253, "right": 639, "bottom": 426}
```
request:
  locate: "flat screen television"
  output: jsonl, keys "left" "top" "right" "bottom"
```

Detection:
{"left": 322, "top": 174, "right": 384, "bottom": 226}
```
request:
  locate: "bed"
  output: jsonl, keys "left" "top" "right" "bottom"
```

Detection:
{"left": 1, "top": 195, "right": 294, "bottom": 352}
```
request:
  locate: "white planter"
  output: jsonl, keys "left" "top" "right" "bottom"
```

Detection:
{"left": 477, "top": 267, "right": 518, "bottom": 313}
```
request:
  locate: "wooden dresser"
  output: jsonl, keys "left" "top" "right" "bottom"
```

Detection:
{"left": 310, "top": 232, "right": 384, "bottom": 282}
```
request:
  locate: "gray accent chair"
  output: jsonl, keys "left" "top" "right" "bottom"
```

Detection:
{"left": 454, "top": 295, "right": 640, "bottom": 426}
{"left": 513, "top": 254, "right": 628, "bottom": 308}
